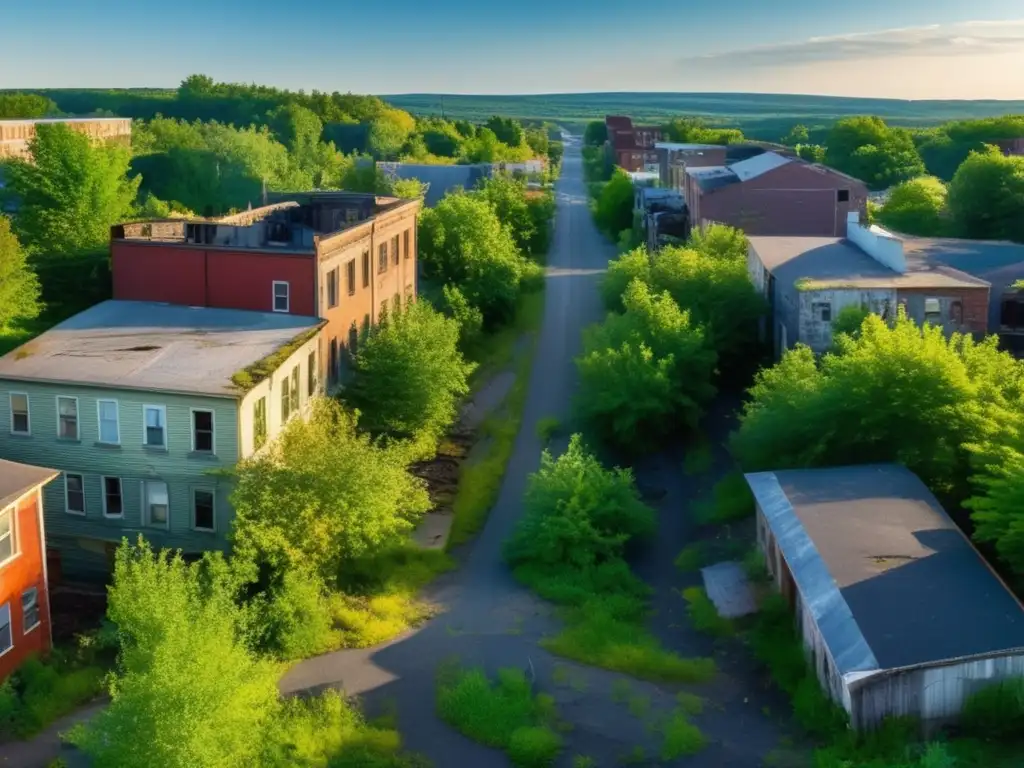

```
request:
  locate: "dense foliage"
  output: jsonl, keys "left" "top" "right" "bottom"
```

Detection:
{"left": 0, "top": 93, "right": 56, "bottom": 118}
{"left": 662, "top": 117, "right": 743, "bottom": 145}
{"left": 0, "top": 217, "right": 41, "bottom": 329}
{"left": 583, "top": 120, "right": 607, "bottom": 147}
{"left": 877, "top": 176, "right": 949, "bottom": 236}
{"left": 825, "top": 116, "right": 926, "bottom": 191}
{"left": 947, "top": 147, "right": 1024, "bottom": 243}
{"left": 345, "top": 300, "right": 475, "bottom": 442}
{"left": 591, "top": 168, "right": 634, "bottom": 239}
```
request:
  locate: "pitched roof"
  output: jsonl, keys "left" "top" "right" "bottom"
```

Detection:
{"left": 746, "top": 464, "right": 1024, "bottom": 676}
{"left": 728, "top": 151, "right": 793, "bottom": 181}
{"left": 0, "top": 459, "right": 58, "bottom": 511}
{"left": 0, "top": 301, "right": 323, "bottom": 398}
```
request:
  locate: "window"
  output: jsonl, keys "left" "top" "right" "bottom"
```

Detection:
{"left": 0, "top": 604, "right": 10, "bottom": 656}
{"left": 403, "top": 230, "right": 411, "bottom": 260}
{"left": 65, "top": 473, "right": 85, "bottom": 515}
{"left": 391, "top": 235, "right": 399, "bottom": 265}
{"left": 57, "top": 396, "right": 79, "bottom": 440}
{"left": 21, "top": 588, "right": 39, "bottom": 633}
{"left": 346, "top": 260, "right": 356, "bottom": 296}
{"left": 193, "top": 489, "right": 215, "bottom": 532}
{"left": 273, "top": 281, "right": 290, "bottom": 313}
{"left": 102, "top": 477, "right": 123, "bottom": 517}
{"left": 837, "top": 189, "right": 850, "bottom": 203}
{"left": 281, "top": 375, "right": 291, "bottom": 422}
{"left": 951, "top": 300, "right": 963, "bottom": 325}
{"left": 290, "top": 367, "right": 300, "bottom": 414}
{"left": 192, "top": 410, "right": 214, "bottom": 453}
{"left": 812, "top": 302, "right": 832, "bottom": 323}
{"left": 348, "top": 324, "right": 358, "bottom": 356}
{"left": 924, "top": 297, "right": 942, "bottom": 325}
{"left": 362, "top": 250, "right": 370, "bottom": 288}
{"left": 253, "top": 397, "right": 267, "bottom": 450}
{"left": 9, "top": 393, "right": 29, "bottom": 435}
{"left": 143, "top": 480, "right": 169, "bottom": 528}
{"left": 97, "top": 399, "right": 120, "bottom": 444}
{"left": 327, "top": 268, "right": 339, "bottom": 309}
{"left": 378, "top": 243, "right": 388, "bottom": 273}
{"left": 0, "top": 506, "right": 15, "bottom": 565}
{"left": 308, "top": 351, "right": 317, "bottom": 396}
{"left": 143, "top": 405, "right": 166, "bottom": 448}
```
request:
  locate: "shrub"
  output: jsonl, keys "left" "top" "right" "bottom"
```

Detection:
{"left": 682, "top": 587, "right": 734, "bottom": 638}
{"left": 535, "top": 416, "right": 560, "bottom": 443}
{"left": 692, "top": 471, "right": 754, "bottom": 525}
{"left": 507, "top": 726, "right": 564, "bottom": 768}
{"left": 591, "top": 169, "right": 634, "bottom": 237}
{"left": 660, "top": 709, "right": 707, "bottom": 759}
{"left": 439, "top": 284, "right": 484, "bottom": 352}
{"left": 600, "top": 247, "right": 650, "bottom": 313}
{"left": 247, "top": 567, "right": 337, "bottom": 660}
{"left": 960, "top": 677, "right": 1024, "bottom": 740}
{"left": 878, "top": 176, "right": 949, "bottom": 236}
{"left": 687, "top": 223, "right": 747, "bottom": 263}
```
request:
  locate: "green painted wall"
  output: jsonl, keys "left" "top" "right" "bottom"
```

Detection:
{"left": 0, "top": 380, "right": 240, "bottom": 580}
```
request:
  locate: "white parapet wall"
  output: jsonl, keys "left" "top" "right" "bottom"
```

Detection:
{"left": 847, "top": 211, "right": 906, "bottom": 274}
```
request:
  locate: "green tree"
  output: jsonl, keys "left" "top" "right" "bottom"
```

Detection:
{"left": 601, "top": 247, "right": 651, "bottom": 312}
{"left": 947, "top": 147, "right": 1024, "bottom": 242}
{"left": 784, "top": 124, "right": 809, "bottom": 145}
{"left": 592, "top": 168, "right": 634, "bottom": 238}
{"left": 878, "top": 176, "right": 949, "bottom": 236}
{"left": 583, "top": 121, "right": 608, "bottom": 147}
{"left": 525, "top": 127, "right": 550, "bottom": 157}
{"left": 474, "top": 175, "right": 535, "bottom": 256}
{"left": 825, "top": 117, "right": 926, "bottom": 190}
{"left": 391, "top": 177, "right": 427, "bottom": 200}
{"left": 68, "top": 540, "right": 281, "bottom": 768}
{"left": 662, "top": 117, "right": 743, "bottom": 145}
{"left": 6, "top": 123, "right": 140, "bottom": 255}
{"left": 796, "top": 144, "right": 826, "bottom": 163}
{"left": 0, "top": 93, "right": 57, "bottom": 119}
{"left": 687, "top": 223, "right": 747, "bottom": 262}
{"left": 418, "top": 193, "right": 528, "bottom": 327}
{"left": 345, "top": 301, "right": 475, "bottom": 441}
{"left": 576, "top": 280, "right": 717, "bottom": 452}
{"left": 967, "top": 432, "right": 1024, "bottom": 576}
{"left": 0, "top": 217, "right": 41, "bottom": 329}
{"left": 485, "top": 116, "right": 525, "bottom": 148}
{"left": 230, "top": 398, "right": 430, "bottom": 582}
{"left": 367, "top": 108, "right": 416, "bottom": 160}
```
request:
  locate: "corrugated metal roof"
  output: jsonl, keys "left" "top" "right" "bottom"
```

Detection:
{"left": 747, "top": 465, "right": 1024, "bottom": 676}
{"left": 729, "top": 151, "right": 792, "bottom": 182}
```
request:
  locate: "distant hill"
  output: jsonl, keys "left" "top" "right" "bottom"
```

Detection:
{"left": 383, "top": 92, "right": 1024, "bottom": 141}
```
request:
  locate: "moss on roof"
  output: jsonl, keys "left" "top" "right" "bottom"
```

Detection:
{"left": 231, "top": 326, "right": 322, "bottom": 392}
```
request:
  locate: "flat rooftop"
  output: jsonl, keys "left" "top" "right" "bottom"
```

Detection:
{"left": 0, "top": 117, "right": 130, "bottom": 125}
{"left": 749, "top": 236, "right": 988, "bottom": 290}
{"left": 0, "top": 459, "right": 58, "bottom": 511}
{"left": 0, "top": 301, "right": 322, "bottom": 397}
{"left": 747, "top": 464, "right": 1024, "bottom": 673}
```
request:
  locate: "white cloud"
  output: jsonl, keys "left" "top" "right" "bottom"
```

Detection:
{"left": 681, "top": 19, "right": 1024, "bottom": 70}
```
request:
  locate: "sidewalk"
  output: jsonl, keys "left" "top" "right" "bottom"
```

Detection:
{"left": 0, "top": 699, "right": 105, "bottom": 768}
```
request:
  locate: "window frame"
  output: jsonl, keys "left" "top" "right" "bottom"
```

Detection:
{"left": 289, "top": 366, "right": 300, "bottom": 415}
{"left": 21, "top": 587, "right": 40, "bottom": 634}
{"left": 307, "top": 350, "right": 317, "bottom": 397}
{"left": 142, "top": 479, "right": 170, "bottom": 529}
{"left": 281, "top": 374, "right": 291, "bottom": 423}
{"left": 378, "top": 243, "right": 388, "bottom": 274}
{"left": 272, "top": 281, "right": 290, "bottom": 313}
{"left": 142, "top": 404, "right": 167, "bottom": 449}
{"left": 0, "top": 505, "right": 16, "bottom": 567}
{"left": 346, "top": 259, "right": 356, "bottom": 296}
{"left": 96, "top": 398, "right": 120, "bottom": 445}
{"left": 56, "top": 395, "right": 80, "bottom": 441}
{"left": 0, "top": 603, "right": 11, "bottom": 657}
{"left": 253, "top": 396, "right": 268, "bottom": 451}
{"left": 924, "top": 297, "right": 943, "bottom": 325}
{"left": 391, "top": 234, "right": 399, "bottom": 265}
{"left": 190, "top": 408, "right": 215, "bottom": 454}
{"left": 362, "top": 250, "right": 370, "bottom": 288}
{"left": 837, "top": 189, "right": 851, "bottom": 203}
{"left": 403, "top": 229, "right": 411, "bottom": 260}
{"left": 812, "top": 301, "right": 832, "bottom": 323}
{"left": 9, "top": 392, "right": 30, "bottom": 436}
{"left": 101, "top": 476, "right": 123, "bottom": 518}
{"left": 326, "top": 267, "right": 339, "bottom": 309}
{"left": 64, "top": 472, "right": 86, "bottom": 516}
{"left": 191, "top": 487, "right": 216, "bottom": 533}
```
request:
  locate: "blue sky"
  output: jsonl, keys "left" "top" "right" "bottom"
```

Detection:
{"left": 2, "top": 0, "right": 1023, "bottom": 98}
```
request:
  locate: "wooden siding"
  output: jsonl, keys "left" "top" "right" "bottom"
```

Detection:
{"left": 0, "top": 382, "right": 240, "bottom": 579}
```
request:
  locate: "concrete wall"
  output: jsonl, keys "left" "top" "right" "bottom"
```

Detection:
{"left": 797, "top": 289, "right": 895, "bottom": 353}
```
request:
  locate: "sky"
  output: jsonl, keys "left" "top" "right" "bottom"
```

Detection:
{"left": 2, "top": 0, "right": 1023, "bottom": 99}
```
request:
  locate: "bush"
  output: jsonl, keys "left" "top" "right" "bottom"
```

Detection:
{"left": 600, "top": 248, "right": 651, "bottom": 313}
{"left": 0, "top": 653, "right": 106, "bottom": 739}
{"left": 687, "top": 223, "right": 747, "bottom": 263}
{"left": 591, "top": 169, "right": 634, "bottom": 237}
{"left": 345, "top": 300, "right": 475, "bottom": 442}
{"left": 960, "top": 678, "right": 1024, "bottom": 740}
{"left": 878, "top": 176, "right": 949, "bottom": 236}
{"left": 692, "top": 471, "right": 755, "bottom": 525}
{"left": 436, "top": 666, "right": 562, "bottom": 766}
{"left": 439, "top": 283, "right": 484, "bottom": 351}
{"left": 682, "top": 587, "right": 734, "bottom": 638}
{"left": 660, "top": 709, "right": 707, "bottom": 759}
{"left": 247, "top": 567, "right": 337, "bottom": 660}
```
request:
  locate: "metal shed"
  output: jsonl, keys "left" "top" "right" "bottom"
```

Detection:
{"left": 746, "top": 464, "right": 1024, "bottom": 730}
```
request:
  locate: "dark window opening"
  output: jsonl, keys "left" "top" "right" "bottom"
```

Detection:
{"left": 837, "top": 189, "right": 850, "bottom": 202}
{"left": 193, "top": 410, "right": 214, "bottom": 452}
{"left": 346, "top": 260, "right": 356, "bottom": 296}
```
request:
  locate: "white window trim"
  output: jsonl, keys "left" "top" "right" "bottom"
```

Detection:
{"left": 96, "top": 398, "right": 121, "bottom": 445}
{"left": 8, "top": 392, "right": 30, "bottom": 436}
{"left": 64, "top": 472, "right": 86, "bottom": 516}
{"left": 0, "top": 603, "right": 11, "bottom": 657}
{"left": 0, "top": 504, "right": 17, "bottom": 568}
{"left": 101, "top": 476, "right": 123, "bottom": 519}
{"left": 272, "top": 281, "right": 290, "bottom": 313}
{"left": 142, "top": 404, "right": 168, "bottom": 449}
{"left": 189, "top": 408, "right": 216, "bottom": 453}
{"left": 55, "top": 395, "right": 80, "bottom": 441}
{"left": 141, "top": 479, "right": 170, "bottom": 530}
{"left": 191, "top": 488, "right": 217, "bottom": 533}
{"left": 22, "top": 587, "right": 40, "bottom": 634}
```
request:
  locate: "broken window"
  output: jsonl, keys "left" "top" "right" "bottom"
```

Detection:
{"left": 837, "top": 189, "right": 850, "bottom": 202}
{"left": 812, "top": 302, "right": 832, "bottom": 323}
{"left": 924, "top": 297, "right": 942, "bottom": 325}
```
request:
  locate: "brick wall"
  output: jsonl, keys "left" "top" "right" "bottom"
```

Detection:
{"left": 897, "top": 286, "right": 990, "bottom": 336}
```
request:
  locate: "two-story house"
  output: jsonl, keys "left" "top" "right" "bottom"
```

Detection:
{"left": 0, "top": 459, "right": 58, "bottom": 679}
{"left": 0, "top": 300, "right": 324, "bottom": 582}
{"left": 110, "top": 191, "right": 420, "bottom": 391}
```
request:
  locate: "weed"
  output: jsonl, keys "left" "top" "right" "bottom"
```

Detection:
{"left": 0, "top": 651, "right": 107, "bottom": 739}
{"left": 660, "top": 709, "right": 708, "bottom": 759}
{"left": 571, "top": 756, "right": 596, "bottom": 768}
{"left": 682, "top": 587, "right": 735, "bottom": 638}
{"left": 692, "top": 471, "right": 754, "bottom": 525}
{"left": 961, "top": 678, "right": 1024, "bottom": 739}
{"left": 436, "top": 665, "right": 563, "bottom": 767}
{"left": 742, "top": 546, "right": 767, "bottom": 581}
{"left": 626, "top": 693, "right": 651, "bottom": 719}
{"left": 674, "top": 543, "right": 706, "bottom": 572}
{"left": 676, "top": 691, "right": 705, "bottom": 716}
{"left": 535, "top": 416, "right": 561, "bottom": 443}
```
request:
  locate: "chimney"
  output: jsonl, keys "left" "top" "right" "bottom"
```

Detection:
{"left": 847, "top": 212, "right": 906, "bottom": 274}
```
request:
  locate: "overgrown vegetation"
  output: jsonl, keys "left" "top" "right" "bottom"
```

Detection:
{"left": 504, "top": 436, "right": 716, "bottom": 682}
{"left": 231, "top": 327, "right": 322, "bottom": 391}
{"left": 436, "top": 665, "right": 562, "bottom": 767}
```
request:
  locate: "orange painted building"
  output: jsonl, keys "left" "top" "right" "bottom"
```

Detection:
{"left": 0, "top": 459, "right": 58, "bottom": 679}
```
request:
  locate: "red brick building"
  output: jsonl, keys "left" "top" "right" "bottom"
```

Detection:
{"left": 605, "top": 115, "right": 662, "bottom": 171}
{"left": 684, "top": 152, "right": 868, "bottom": 237}
{"left": 0, "top": 459, "right": 58, "bottom": 680}
{"left": 111, "top": 192, "right": 421, "bottom": 389}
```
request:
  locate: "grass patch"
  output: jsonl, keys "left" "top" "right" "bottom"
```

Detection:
{"left": 682, "top": 437, "right": 714, "bottom": 476}
{"left": 675, "top": 691, "right": 705, "bottom": 716}
{"left": 571, "top": 756, "right": 595, "bottom": 768}
{"left": 535, "top": 416, "right": 561, "bottom": 444}
{"left": 682, "top": 586, "right": 735, "bottom": 638}
{"left": 449, "top": 290, "right": 543, "bottom": 548}
{"left": 659, "top": 708, "right": 708, "bottom": 760}
{"left": 674, "top": 543, "right": 707, "bottom": 572}
{"left": 231, "top": 326, "right": 322, "bottom": 391}
{"left": 329, "top": 544, "right": 455, "bottom": 649}
{"left": 436, "top": 665, "right": 563, "bottom": 767}
{"left": 692, "top": 471, "right": 754, "bottom": 526}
